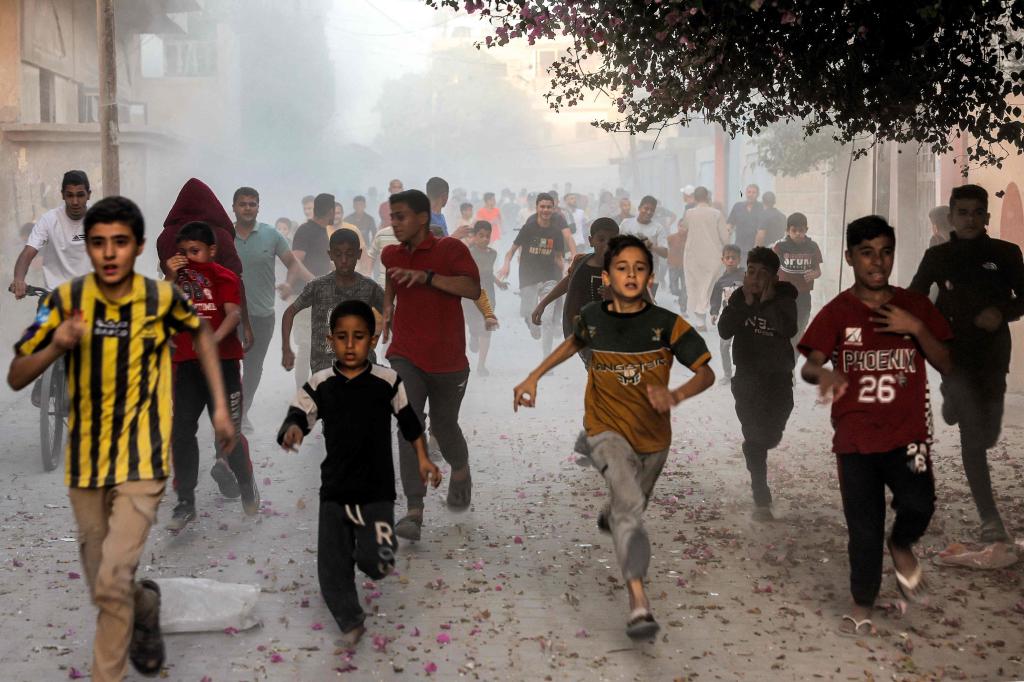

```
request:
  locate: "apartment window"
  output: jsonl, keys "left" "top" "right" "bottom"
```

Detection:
{"left": 163, "top": 39, "right": 217, "bottom": 77}
{"left": 39, "top": 69, "right": 55, "bottom": 123}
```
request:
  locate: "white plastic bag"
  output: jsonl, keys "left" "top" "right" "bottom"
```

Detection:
{"left": 155, "top": 577, "right": 261, "bottom": 633}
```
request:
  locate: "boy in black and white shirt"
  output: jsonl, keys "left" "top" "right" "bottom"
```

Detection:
{"left": 278, "top": 300, "right": 440, "bottom": 645}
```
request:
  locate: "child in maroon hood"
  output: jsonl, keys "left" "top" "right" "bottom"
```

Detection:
{"left": 158, "top": 178, "right": 244, "bottom": 276}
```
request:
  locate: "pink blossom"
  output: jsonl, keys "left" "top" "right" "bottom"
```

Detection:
{"left": 513, "top": 536, "right": 523, "bottom": 544}
{"left": 68, "top": 571, "right": 81, "bottom": 580}
{"left": 68, "top": 667, "right": 85, "bottom": 679}
{"left": 436, "top": 632, "right": 451, "bottom": 645}
{"left": 311, "top": 622, "right": 323, "bottom": 630}
{"left": 270, "top": 652, "right": 284, "bottom": 663}
{"left": 424, "top": 661, "right": 438, "bottom": 674}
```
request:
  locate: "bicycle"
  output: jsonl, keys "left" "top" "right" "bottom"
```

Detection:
{"left": 24, "top": 285, "right": 67, "bottom": 472}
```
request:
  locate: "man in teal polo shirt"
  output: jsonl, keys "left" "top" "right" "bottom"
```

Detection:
{"left": 232, "top": 186, "right": 312, "bottom": 431}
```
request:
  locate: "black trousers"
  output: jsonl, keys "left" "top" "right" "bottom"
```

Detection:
{"left": 732, "top": 371, "right": 793, "bottom": 505}
{"left": 942, "top": 368, "right": 1006, "bottom": 520}
{"left": 318, "top": 500, "right": 396, "bottom": 633}
{"left": 242, "top": 314, "right": 276, "bottom": 418}
{"left": 837, "top": 448, "right": 935, "bottom": 607}
{"left": 171, "top": 359, "right": 253, "bottom": 503}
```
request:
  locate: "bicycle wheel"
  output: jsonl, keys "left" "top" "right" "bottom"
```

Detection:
{"left": 38, "top": 363, "right": 65, "bottom": 472}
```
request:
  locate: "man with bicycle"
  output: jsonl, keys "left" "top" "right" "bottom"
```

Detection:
{"left": 8, "top": 170, "right": 94, "bottom": 407}
{"left": 9, "top": 170, "right": 92, "bottom": 298}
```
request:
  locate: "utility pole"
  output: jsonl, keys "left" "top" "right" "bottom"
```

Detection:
{"left": 97, "top": 0, "right": 119, "bottom": 195}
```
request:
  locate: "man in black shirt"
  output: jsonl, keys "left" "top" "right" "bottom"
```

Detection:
{"left": 910, "top": 184, "right": 1024, "bottom": 543}
{"left": 278, "top": 300, "right": 440, "bottom": 644}
{"left": 756, "top": 191, "right": 787, "bottom": 247}
{"left": 288, "top": 193, "right": 336, "bottom": 387}
{"left": 498, "top": 192, "right": 567, "bottom": 356}
{"left": 344, "top": 195, "right": 377, "bottom": 246}
{"left": 727, "top": 184, "right": 764, "bottom": 257}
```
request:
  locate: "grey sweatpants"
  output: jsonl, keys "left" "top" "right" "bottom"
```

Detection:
{"left": 389, "top": 356, "right": 470, "bottom": 511}
{"left": 587, "top": 431, "right": 669, "bottom": 582}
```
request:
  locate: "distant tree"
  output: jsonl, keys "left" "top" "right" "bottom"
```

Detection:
{"left": 429, "top": 0, "right": 1024, "bottom": 167}
{"left": 755, "top": 121, "right": 845, "bottom": 177}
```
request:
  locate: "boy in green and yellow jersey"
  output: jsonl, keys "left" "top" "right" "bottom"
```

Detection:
{"left": 8, "top": 196, "right": 235, "bottom": 681}
{"left": 514, "top": 234, "right": 715, "bottom": 641}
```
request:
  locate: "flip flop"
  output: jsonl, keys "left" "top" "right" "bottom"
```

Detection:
{"left": 888, "top": 539, "right": 927, "bottom": 602}
{"left": 837, "top": 614, "right": 877, "bottom": 638}
{"left": 625, "top": 608, "right": 660, "bottom": 640}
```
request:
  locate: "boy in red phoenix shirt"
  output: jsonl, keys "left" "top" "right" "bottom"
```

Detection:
{"left": 799, "top": 216, "right": 952, "bottom": 637}
{"left": 166, "top": 221, "right": 260, "bottom": 530}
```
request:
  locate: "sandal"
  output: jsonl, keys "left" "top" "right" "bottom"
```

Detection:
{"left": 446, "top": 467, "right": 472, "bottom": 511}
{"left": 625, "top": 608, "right": 660, "bottom": 640}
{"left": 837, "top": 614, "right": 877, "bottom": 638}
{"left": 888, "top": 539, "right": 927, "bottom": 603}
{"left": 129, "top": 579, "right": 165, "bottom": 677}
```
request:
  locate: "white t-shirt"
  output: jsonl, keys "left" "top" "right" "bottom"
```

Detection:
{"left": 26, "top": 206, "right": 90, "bottom": 288}
{"left": 618, "top": 217, "right": 667, "bottom": 246}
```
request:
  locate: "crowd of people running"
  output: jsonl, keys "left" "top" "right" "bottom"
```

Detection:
{"left": 5, "top": 169, "right": 1022, "bottom": 680}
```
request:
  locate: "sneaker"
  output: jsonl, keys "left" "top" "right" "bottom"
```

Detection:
{"left": 340, "top": 623, "right": 365, "bottom": 647}
{"left": 210, "top": 460, "right": 241, "bottom": 499}
{"left": 129, "top": 579, "right": 165, "bottom": 676}
{"left": 446, "top": 467, "right": 472, "bottom": 511}
{"left": 979, "top": 516, "right": 1010, "bottom": 543}
{"left": 395, "top": 513, "right": 423, "bottom": 542}
{"left": 239, "top": 476, "right": 261, "bottom": 516}
{"left": 751, "top": 505, "right": 775, "bottom": 522}
{"left": 167, "top": 501, "right": 196, "bottom": 531}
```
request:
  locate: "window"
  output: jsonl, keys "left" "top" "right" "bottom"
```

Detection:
{"left": 39, "top": 69, "right": 55, "bottom": 123}
{"left": 163, "top": 39, "right": 217, "bottom": 77}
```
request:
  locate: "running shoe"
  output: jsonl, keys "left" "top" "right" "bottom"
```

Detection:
{"left": 166, "top": 501, "right": 196, "bottom": 531}
{"left": 210, "top": 460, "right": 241, "bottom": 499}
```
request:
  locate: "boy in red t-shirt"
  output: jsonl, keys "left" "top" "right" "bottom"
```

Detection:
{"left": 166, "top": 221, "right": 260, "bottom": 530}
{"left": 799, "top": 216, "right": 952, "bottom": 637}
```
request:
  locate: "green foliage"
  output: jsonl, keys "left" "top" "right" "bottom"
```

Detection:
{"left": 429, "top": 0, "right": 1024, "bottom": 168}
{"left": 754, "top": 121, "right": 845, "bottom": 177}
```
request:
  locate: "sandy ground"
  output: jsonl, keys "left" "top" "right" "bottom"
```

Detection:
{"left": 0, "top": 291, "right": 1022, "bottom": 682}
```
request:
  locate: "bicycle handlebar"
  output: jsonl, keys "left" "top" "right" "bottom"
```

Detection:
{"left": 24, "top": 285, "right": 51, "bottom": 297}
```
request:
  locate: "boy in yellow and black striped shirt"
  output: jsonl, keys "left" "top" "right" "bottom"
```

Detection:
{"left": 514, "top": 235, "right": 714, "bottom": 642}
{"left": 8, "top": 196, "right": 236, "bottom": 682}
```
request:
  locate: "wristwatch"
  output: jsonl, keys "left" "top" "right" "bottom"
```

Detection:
{"left": 424, "top": 270, "right": 435, "bottom": 287}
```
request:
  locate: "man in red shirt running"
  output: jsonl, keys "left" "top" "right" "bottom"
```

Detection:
{"left": 381, "top": 189, "right": 481, "bottom": 541}
{"left": 799, "top": 215, "right": 952, "bottom": 638}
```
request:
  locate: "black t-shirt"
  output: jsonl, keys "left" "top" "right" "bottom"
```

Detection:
{"left": 563, "top": 257, "right": 604, "bottom": 339}
{"left": 277, "top": 363, "right": 423, "bottom": 503}
{"left": 292, "top": 221, "right": 332, "bottom": 277}
{"left": 727, "top": 201, "right": 764, "bottom": 253}
{"left": 514, "top": 217, "right": 566, "bottom": 288}
{"left": 760, "top": 206, "right": 787, "bottom": 247}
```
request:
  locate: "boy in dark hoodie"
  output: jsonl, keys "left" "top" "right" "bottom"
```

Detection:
{"left": 718, "top": 246, "right": 798, "bottom": 520}
{"left": 909, "top": 184, "right": 1024, "bottom": 542}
